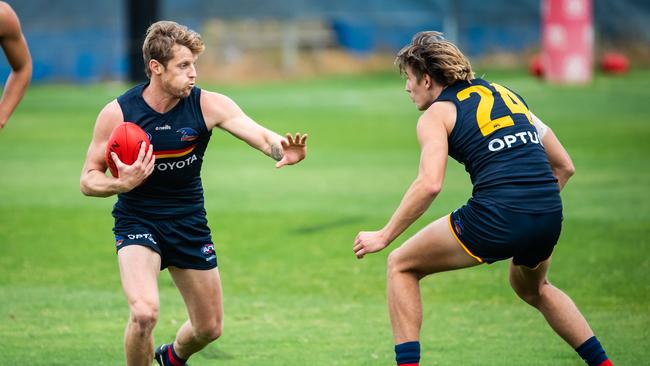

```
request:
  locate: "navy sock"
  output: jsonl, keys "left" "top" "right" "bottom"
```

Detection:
{"left": 169, "top": 343, "right": 187, "bottom": 364}
{"left": 395, "top": 341, "right": 420, "bottom": 365}
{"left": 575, "top": 336, "right": 608, "bottom": 366}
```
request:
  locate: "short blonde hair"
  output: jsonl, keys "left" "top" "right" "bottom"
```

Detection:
{"left": 396, "top": 31, "right": 474, "bottom": 86}
{"left": 142, "top": 21, "right": 205, "bottom": 78}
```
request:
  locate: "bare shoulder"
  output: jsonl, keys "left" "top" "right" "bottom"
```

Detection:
{"left": 419, "top": 101, "right": 456, "bottom": 135}
{"left": 419, "top": 101, "right": 455, "bottom": 127}
{"left": 99, "top": 100, "right": 123, "bottom": 122}
{"left": 200, "top": 89, "right": 234, "bottom": 107}
{"left": 0, "top": 2, "right": 20, "bottom": 37}
{"left": 200, "top": 89, "right": 244, "bottom": 129}
{"left": 0, "top": 2, "right": 15, "bottom": 18}
{"left": 82, "top": 100, "right": 123, "bottom": 170}
{"left": 94, "top": 100, "right": 124, "bottom": 138}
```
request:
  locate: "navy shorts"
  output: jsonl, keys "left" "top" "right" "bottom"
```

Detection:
{"left": 449, "top": 200, "right": 562, "bottom": 268}
{"left": 112, "top": 210, "right": 217, "bottom": 270}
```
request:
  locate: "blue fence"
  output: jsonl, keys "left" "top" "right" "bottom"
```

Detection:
{"left": 2, "top": 0, "right": 648, "bottom": 83}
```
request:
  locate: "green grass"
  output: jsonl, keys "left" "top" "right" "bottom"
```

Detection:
{"left": 1, "top": 69, "right": 649, "bottom": 365}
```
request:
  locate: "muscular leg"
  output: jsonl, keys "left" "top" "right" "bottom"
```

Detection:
{"left": 168, "top": 267, "right": 223, "bottom": 360}
{"left": 387, "top": 215, "right": 481, "bottom": 344}
{"left": 509, "top": 258, "right": 593, "bottom": 347}
{"left": 118, "top": 245, "right": 161, "bottom": 366}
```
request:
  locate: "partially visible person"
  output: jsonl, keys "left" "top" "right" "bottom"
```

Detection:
{"left": 0, "top": 1, "right": 31, "bottom": 130}
{"left": 353, "top": 31, "right": 612, "bottom": 366}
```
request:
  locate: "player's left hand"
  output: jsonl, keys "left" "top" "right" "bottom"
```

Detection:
{"left": 276, "top": 132, "right": 307, "bottom": 168}
{"left": 353, "top": 230, "right": 390, "bottom": 259}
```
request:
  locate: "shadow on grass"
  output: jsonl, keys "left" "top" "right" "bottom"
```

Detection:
{"left": 291, "top": 217, "right": 364, "bottom": 234}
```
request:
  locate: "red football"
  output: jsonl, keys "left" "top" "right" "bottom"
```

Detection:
{"left": 529, "top": 54, "right": 544, "bottom": 78}
{"left": 105, "top": 122, "right": 151, "bottom": 177}
{"left": 601, "top": 52, "right": 630, "bottom": 74}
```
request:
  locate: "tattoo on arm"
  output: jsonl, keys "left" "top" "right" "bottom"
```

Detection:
{"left": 270, "top": 143, "right": 283, "bottom": 161}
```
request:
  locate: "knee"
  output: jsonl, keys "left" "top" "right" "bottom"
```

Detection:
{"left": 194, "top": 320, "right": 222, "bottom": 343}
{"left": 511, "top": 280, "right": 549, "bottom": 308}
{"left": 515, "top": 287, "right": 542, "bottom": 307}
{"left": 129, "top": 300, "right": 159, "bottom": 333}
{"left": 387, "top": 249, "right": 420, "bottom": 279}
{"left": 386, "top": 250, "right": 403, "bottom": 276}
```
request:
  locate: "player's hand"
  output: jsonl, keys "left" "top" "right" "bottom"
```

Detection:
{"left": 353, "top": 230, "right": 390, "bottom": 259}
{"left": 276, "top": 132, "right": 307, "bottom": 168}
{"left": 112, "top": 142, "right": 155, "bottom": 192}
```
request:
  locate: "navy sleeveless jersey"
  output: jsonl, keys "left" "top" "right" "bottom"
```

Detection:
{"left": 113, "top": 83, "right": 212, "bottom": 218}
{"left": 435, "top": 78, "right": 562, "bottom": 213}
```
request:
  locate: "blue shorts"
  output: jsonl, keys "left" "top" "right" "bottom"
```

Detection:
{"left": 112, "top": 210, "right": 217, "bottom": 270}
{"left": 449, "top": 199, "right": 562, "bottom": 268}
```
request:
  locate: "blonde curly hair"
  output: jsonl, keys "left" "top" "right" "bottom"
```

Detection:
{"left": 396, "top": 31, "right": 474, "bottom": 86}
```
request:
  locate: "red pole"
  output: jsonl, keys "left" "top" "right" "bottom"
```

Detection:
{"left": 542, "top": 0, "right": 593, "bottom": 84}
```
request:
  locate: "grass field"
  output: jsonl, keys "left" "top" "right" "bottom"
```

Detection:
{"left": 0, "top": 69, "right": 649, "bottom": 365}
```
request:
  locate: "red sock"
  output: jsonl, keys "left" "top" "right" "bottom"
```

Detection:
{"left": 167, "top": 344, "right": 186, "bottom": 366}
{"left": 598, "top": 360, "right": 613, "bottom": 366}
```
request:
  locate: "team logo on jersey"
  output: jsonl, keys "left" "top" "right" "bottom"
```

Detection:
{"left": 115, "top": 235, "right": 124, "bottom": 247}
{"left": 177, "top": 127, "right": 199, "bottom": 141}
{"left": 201, "top": 243, "right": 216, "bottom": 262}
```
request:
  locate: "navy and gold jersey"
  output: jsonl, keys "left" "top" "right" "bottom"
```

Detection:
{"left": 435, "top": 78, "right": 562, "bottom": 213}
{"left": 113, "top": 83, "right": 212, "bottom": 219}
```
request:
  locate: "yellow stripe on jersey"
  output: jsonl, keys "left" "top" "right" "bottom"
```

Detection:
{"left": 154, "top": 145, "right": 196, "bottom": 159}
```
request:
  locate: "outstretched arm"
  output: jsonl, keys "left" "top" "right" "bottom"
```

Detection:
{"left": 201, "top": 90, "right": 307, "bottom": 167}
{"left": 0, "top": 2, "right": 32, "bottom": 130}
{"left": 532, "top": 112, "right": 575, "bottom": 190}
{"left": 353, "top": 103, "right": 450, "bottom": 259}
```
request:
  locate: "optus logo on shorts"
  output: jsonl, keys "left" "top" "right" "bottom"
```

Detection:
{"left": 127, "top": 233, "right": 157, "bottom": 245}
